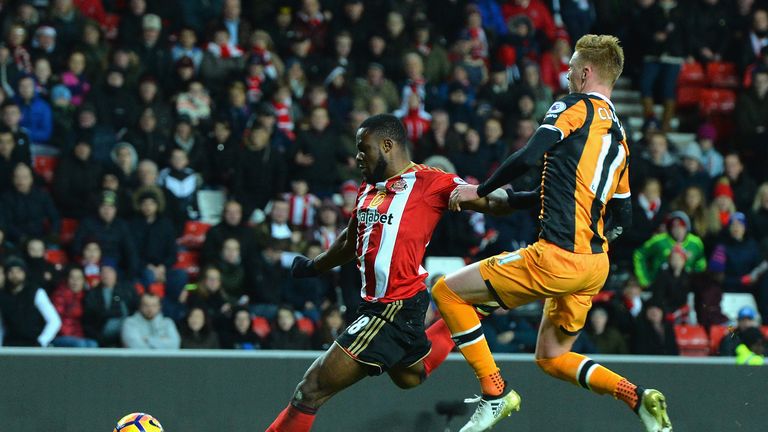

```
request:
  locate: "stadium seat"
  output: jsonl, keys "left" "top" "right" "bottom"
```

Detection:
{"left": 706, "top": 61, "right": 739, "bottom": 88}
{"left": 674, "top": 324, "right": 709, "bottom": 356}
{"left": 44, "top": 249, "right": 68, "bottom": 266}
{"left": 173, "top": 251, "right": 200, "bottom": 279}
{"left": 762, "top": 326, "right": 768, "bottom": 340}
{"left": 252, "top": 316, "right": 271, "bottom": 339}
{"left": 676, "top": 86, "right": 703, "bottom": 108}
{"left": 677, "top": 61, "right": 705, "bottom": 86}
{"left": 32, "top": 155, "right": 58, "bottom": 184}
{"left": 59, "top": 218, "right": 79, "bottom": 246}
{"left": 698, "top": 89, "right": 736, "bottom": 115}
{"left": 297, "top": 317, "right": 315, "bottom": 336}
{"left": 708, "top": 325, "right": 730, "bottom": 355}
{"left": 178, "top": 221, "right": 211, "bottom": 249}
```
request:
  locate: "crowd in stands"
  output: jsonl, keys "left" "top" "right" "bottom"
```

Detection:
{"left": 0, "top": 0, "right": 766, "bottom": 362}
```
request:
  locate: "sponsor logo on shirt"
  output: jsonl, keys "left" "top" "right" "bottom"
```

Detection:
{"left": 358, "top": 208, "right": 394, "bottom": 225}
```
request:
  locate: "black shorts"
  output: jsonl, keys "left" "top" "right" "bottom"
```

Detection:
{"left": 335, "top": 290, "right": 431, "bottom": 375}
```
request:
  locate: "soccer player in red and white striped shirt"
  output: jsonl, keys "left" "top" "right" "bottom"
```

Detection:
{"left": 266, "top": 114, "right": 527, "bottom": 432}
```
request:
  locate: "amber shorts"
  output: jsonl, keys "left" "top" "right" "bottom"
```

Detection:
{"left": 477, "top": 240, "right": 609, "bottom": 335}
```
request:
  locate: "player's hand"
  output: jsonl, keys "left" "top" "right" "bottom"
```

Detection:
{"left": 291, "top": 255, "right": 320, "bottom": 278}
{"left": 449, "top": 184, "right": 480, "bottom": 211}
{"left": 605, "top": 226, "right": 624, "bottom": 243}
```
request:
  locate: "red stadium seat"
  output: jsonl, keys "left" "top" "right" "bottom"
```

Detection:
{"left": 708, "top": 325, "right": 730, "bottom": 355}
{"left": 677, "top": 61, "right": 705, "bottom": 86}
{"left": 174, "top": 250, "right": 200, "bottom": 278}
{"left": 698, "top": 89, "right": 736, "bottom": 115}
{"left": 32, "top": 155, "right": 58, "bottom": 184}
{"left": 59, "top": 218, "right": 79, "bottom": 246}
{"left": 252, "top": 316, "right": 271, "bottom": 339}
{"left": 674, "top": 324, "right": 709, "bottom": 357}
{"left": 706, "top": 61, "right": 739, "bottom": 88}
{"left": 297, "top": 317, "right": 315, "bottom": 336}
{"left": 676, "top": 86, "right": 703, "bottom": 108}
{"left": 177, "top": 221, "right": 211, "bottom": 249}
{"left": 44, "top": 249, "right": 68, "bottom": 266}
{"left": 762, "top": 326, "right": 768, "bottom": 340}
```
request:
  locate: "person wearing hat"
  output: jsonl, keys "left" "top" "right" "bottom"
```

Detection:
{"left": 676, "top": 143, "right": 710, "bottom": 195}
{"left": 735, "top": 326, "right": 765, "bottom": 365}
{"left": 136, "top": 13, "right": 172, "bottom": 86}
{"left": 720, "top": 212, "right": 767, "bottom": 306}
{"left": 649, "top": 243, "right": 694, "bottom": 322}
{"left": 82, "top": 262, "right": 139, "bottom": 347}
{"left": 0, "top": 162, "right": 60, "bottom": 244}
{"left": 0, "top": 256, "right": 61, "bottom": 346}
{"left": 695, "top": 123, "right": 723, "bottom": 178}
{"left": 718, "top": 306, "right": 761, "bottom": 355}
{"left": 710, "top": 177, "right": 737, "bottom": 230}
{"left": 633, "top": 210, "right": 706, "bottom": 287}
{"left": 131, "top": 188, "right": 187, "bottom": 321}
{"left": 72, "top": 190, "right": 139, "bottom": 277}
{"left": 51, "top": 138, "right": 102, "bottom": 219}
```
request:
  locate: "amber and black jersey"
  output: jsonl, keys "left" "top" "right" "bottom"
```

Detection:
{"left": 477, "top": 92, "right": 630, "bottom": 254}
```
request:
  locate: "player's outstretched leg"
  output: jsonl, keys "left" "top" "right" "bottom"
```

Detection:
{"left": 431, "top": 269, "right": 520, "bottom": 432}
{"left": 535, "top": 313, "right": 672, "bottom": 432}
{"left": 266, "top": 343, "right": 369, "bottom": 432}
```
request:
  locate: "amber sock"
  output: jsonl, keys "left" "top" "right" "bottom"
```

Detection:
{"left": 479, "top": 369, "right": 506, "bottom": 397}
{"left": 430, "top": 277, "right": 500, "bottom": 384}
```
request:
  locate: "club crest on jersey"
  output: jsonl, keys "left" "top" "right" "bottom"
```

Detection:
{"left": 388, "top": 179, "right": 408, "bottom": 193}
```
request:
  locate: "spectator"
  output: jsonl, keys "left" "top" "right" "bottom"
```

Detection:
{"left": 50, "top": 0, "right": 86, "bottom": 48}
{"left": 735, "top": 326, "right": 766, "bottom": 365}
{"left": 131, "top": 189, "right": 186, "bottom": 318}
{"left": 738, "top": 8, "right": 768, "bottom": 71}
{"left": 685, "top": 0, "right": 731, "bottom": 63}
{"left": 215, "top": 237, "right": 255, "bottom": 306}
{"left": 0, "top": 127, "right": 30, "bottom": 194}
{"left": 201, "top": 200, "right": 257, "bottom": 264}
{"left": 16, "top": 75, "right": 52, "bottom": 144}
{"left": 169, "top": 115, "right": 206, "bottom": 174}
{"left": 266, "top": 305, "right": 311, "bottom": 350}
{"left": 101, "top": 171, "right": 134, "bottom": 220}
{"left": 200, "top": 26, "right": 245, "bottom": 95}
{"left": 158, "top": 148, "right": 202, "bottom": 230}
{"left": 254, "top": 199, "right": 293, "bottom": 249}
{"left": 633, "top": 211, "right": 706, "bottom": 288}
{"left": 60, "top": 50, "right": 91, "bottom": 107}
{"left": 632, "top": 301, "right": 679, "bottom": 355}
{"left": 395, "top": 91, "right": 432, "bottom": 143}
{"left": 0, "top": 257, "right": 61, "bottom": 346}
{"left": 5, "top": 23, "right": 32, "bottom": 74}
{"left": 91, "top": 68, "right": 137, "bottom": 131}
{"left": 23, "top": 237, "right": 57, "bottom": 294}
{"left": 171, "top": 27, "right": 204, "bottom": 71}
{"left": 126, "top": 109, "right": 169, "bottom": 167}
{"left": 411, "top": 21, "right": 450, "bottom": 84}
{"left": 696, "top": 123, "right": 724, "bottom": 179}
{"left": 221, "top": 307, "right": 261, "bottom": 349}
{"left": 72, "top": 190, "right": 138, "bottom": 276}
{"left": 311, "top": 306, "right": 344, "bottom": 350}
{"left": 415, "top": 109, "right": 461, "bottom": 163}
{"left": 206, "top": 118, "right": 238, "bottom": 189}
{"left": 121, "top": 293, "right": 181, "bottom": 349}
{"left": 2, "top": 102, "right": 32, "bottom": 156}
{"left": 117, "top": 0, "right": 148, "bottom": 49}
{"left": 179, "top": 306, "right": 220, "bottom": 349}
{"left": 183, "top": 265, "right": 231, "bottom": 330}
{"left": 282, "top": 179, "right": 320, "bottom": 231}
{"left": 80, "top": 21, "right": 109, "bottom": 81}
{"left": 168, "top": 56, "right": 198, "bottom": 99}
{"left": 176, "top": 81, "right": 212, "bottom": 128}
{"left": 722, "top": 153, "right": 758, "bottom": 212}
{"left": 74, "top": 103, "right": 116, "bottom": 163}
{"left": 292, "top": 107, "right": 350, "bottom": 197}
{"left": 282, "top": 241, "right": 328, "bottom": 317}
{"left": 671, "top": 186, "right": 713, "bottom": 239}
{"left": 691, "top": 245, "right": 729, "bottom": 330}
{"left": 219, "top": 81, "right": 251, "bottom": 140}
{"left": 539, "top": 34, "right": 572, "bottom": 93}
{"left": 707, "top": 178, "right": 737, "bottom": 233}
{"left": 136, "top": 14, "right": 172, "bottom": 86}
{"left": 675, "top": 144, "right": 711, "bottom": 197}
{"left": 51, "top": 267, "right": 98, "bottom": 348}
{"left": 585, "top": 307, "right": 629, "bottom": 354}
{"left": 453, "top": 129, "right": 492, "bottom": 184}
{"left": 1, "top": 163, "right": 60, "bottom": 244}
{"left": 751, "top": 183, "right": 768, "bottom": 242}
{"left": 718, "top": 305, "right": 760, "bottom": 356}
{"left": 735, "top": 69, "right": 768, "bottom": 181}
{"left": 613, "top": 178, "right": 666, "bottom": 264}
{"left": 632, "top": 132, "right": 680, "bottom": 198}
{"left": 719, "top": 213, "right": 765, "bottom": 300}
{"left": 109, "top": 142, "right": 139, "bottom": 189}
{"left": 80, "top": 240, "right": 102, "bottom": 288}
{"left": 650, "top": 244, "right": 693, "bottom": 321}
{"left": 50, "top": 84, "right": 77, "bottom": 150}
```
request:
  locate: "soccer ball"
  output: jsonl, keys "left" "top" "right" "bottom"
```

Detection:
{"left": 113, "top": 413, "right": 164, "bottom": 432}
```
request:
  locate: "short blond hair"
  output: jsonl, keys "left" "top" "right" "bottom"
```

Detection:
{"left": 574, "top": 34, "right": 624, "bottom": 86}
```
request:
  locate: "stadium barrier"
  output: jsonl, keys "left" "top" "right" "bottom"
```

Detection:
{"left": 0, "top": 349, "right": 762, "bottom": 431}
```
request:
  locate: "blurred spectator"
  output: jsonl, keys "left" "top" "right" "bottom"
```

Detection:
{"left": 50, "top": 84, "right": 77, "bottom": 150}
{"left": 411, "top": 21, "right": 450, "bottom": 83}
{"left": 101, "top": 171, "right": 135, "bottom": 220}
{"left": 735, "top": 326, "right": 766, "bottom": 365}
{"left": 283, "top": 179, "right": 320, "bottom": 231}
{"left": 0, "top": 127, "right": 31, "bottom": 194}
{"left": 234, "top": 125, "right": 287, "bottom": 216}
{"left": 32, "top": 57, "right": 54, "bottom": 101}
{"left": 80, "top": 21, "right": 109, "bottom": 81}
{"left": 650, "top": 244, "right": 693, "bottom": 321}
{"left": 118, "top": 0, "right": 148, "bottom": 49}
{"left": 540, "top": 35, "right": 572, "bottom": 93}
{"left": 415, "top": 109, "right": 461, "bottom": 163}
{"left": 632, "top": 301, "right": 679, "bottom": 355}
{"left": 0, "top": 257, "right": 61, "bottom": 346}
{"left": 737, "top": 8, "right": 768, "bottom": 71}
{"left": 482, "top": 308, "right": 538, "bottom": 353}
{"left": 80, "top": 240, "right": 102, "bottom": 288}
{"left": 266, "top": 304, "right": 311, "bottom": 350}
{"left": 169, "top": 56, "right": 197, "bottom": 98}
{"left": 176, "top": 81, "right": 212, "bottom": 128}
{"left": 74, "top": 103, "right": 116, "bottom": 163}
{"left": 51, "top": 267, "right": 98, "bottom": 348}
{"left": 60, "top": 50, "right": 91, "bottom": 106}
{"left": 23, "top": 237, "right": 57, "bottom": 294}
{"left": 691, "top": 245, "right": 729, "bottom": 329}
{"left": 158, "top": 148, "right": 202, "bottom": 230}
{"left": 126, "top": 108, "right": 169, "bottom": 165}
{"left": 219, "top": 81, "right": 251, "bottom": 141}
{"left": 109, "top": 142, "right": 139, "bottom": 189}
{"left": 131, "top": 189, "right": 186, "bottom": 317}
{"left": 31, "top": 27, "right": 62, "bottom": 72}
{"left": 171, "top": 26, "right": 204, "bottom": 71}
{"left": 6, "top": 23, "right": 32, "bottom": 74}
{"left": 254, "top": 200, "right": 293, "bottom": 249}
{"left": 216, "top": 237, "right": 251, "bottom": 306}
{"left": 292, "top": 107, "right": 350, "bottom": 197}
{"left": 2, "top": 102, "right": 32, "bottom": 155}
{"left": 201, "top": 200, "right": 258, "bottom": 265}
{"left": 180, "top": 306, "right": 220, "bottom": 349}
{"left": 16, "top": 75, "right": 52, "bottom": 144}
{"left": 632, "top": 132, "right": 680, "bottom": 198}
{"left": 501, "top": 0, "right": 558, "bottom": 44}
{"left": 183, "top": 266, "right": 231, "bottom": 330}
{"left": 221, "top": 307, "right": 261, "bottom": 349}
{"left": 91, "top": 67, "right": 137, "bottom": 131}
{"left": 520, "top": 61, "right": 554, "bottom": 119}
{"left": 722, "top": 153, "right": 757, "bottom": 212}
{"left": 696, "top": 123, "right": 724, "bottom": 179}
{"left": 675, "top": 144, "right": 711, "bottom": 196}
{"left": 719, "top": 213, "right": 766, "bottom": 312}
{"left": 282, "top": 241, "right": 328, "bottom": 318}
{"left": 707, "top": 178, "right": 737, "bottom": 233}
{"left": 718, "top": 305, "right": 760, "bottom": 356}
{"left": 312, "top": 305, "right": 344, "bottom": 350}
{"left": 613, "top": 178, "right": 666, "bottom": 264}
{"left": 206, "top": 119, "right": 238, "bottom": 189}
{"left": 121, "top": 293, "right": 181, "bottom": 349}
{"left": 201, "top": 27, "right": 245, "bottom": 95}
{"left": 395, "top": 91, "right": 432, "bottom": 144}
{"left": 82, "top": 257, "right": 133, "bottom": 346}
{"left": 1, "top": 163, "right": 60, "bottom": 244}
{"left": 454, "top": 129, "right": 492, "bottom": 184}
{"left": 136, "top": 14, "right": 172, "bottom": 86}
{"left": 215, "top": 0, "right": 250, "bottom": 47}
{"left": 585, "top": 307, "right": 629, "bottom": 354}
{"left": 634, "top": 211, "right": 706, "bottom": 288}
{"left": 685, "top": 0, "right": 731, "bottom": 63}
{"left": 72, "top": 190, "right": 138, "bottom": 276}
{"left": 671, "top": 186, "right": 713, "bottom": 239}
{"left": 736, "top": 69, "right": 768, "bottom": 181}
{"left": 751, "top": 183, "right": 768, "bottom": 242}
{"left": 50, "top": 0, "right": 86, "bottom": 48}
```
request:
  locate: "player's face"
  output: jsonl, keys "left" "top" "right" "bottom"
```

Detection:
{"left": 566, "top": 52, "right": 585, "bottom": 94}
{"left": 355, "top": 128, "right": 388, "bottom": 183}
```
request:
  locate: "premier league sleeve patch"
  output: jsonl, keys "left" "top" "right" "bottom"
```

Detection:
{"left": 547, "top": 101, "right": 567, "bottom": 114}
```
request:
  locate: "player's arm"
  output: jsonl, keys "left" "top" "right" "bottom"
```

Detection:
{"left": 604, "top": 197, "right": 632, "bottom": 242}
{"left": 461, "top": 186, "right": 541, "bottom": 215}
{"left": 291, "top": 215, "right": 358, "bottom": 277}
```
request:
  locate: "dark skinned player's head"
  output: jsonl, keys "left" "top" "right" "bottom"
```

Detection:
{"left": 355, "top": 114, "right": 408, "bottom": 183}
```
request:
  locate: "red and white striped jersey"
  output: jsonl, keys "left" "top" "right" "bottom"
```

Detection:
{"left": 283, "top": 192, "right": 319, "bottom": 229}
{"left": 352, "top": 164, "right": 465, "bottom": 302}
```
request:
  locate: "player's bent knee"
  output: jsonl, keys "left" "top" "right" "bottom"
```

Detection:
{"left": 389, "top": 371, "right": 425, "bottom": 389}
{"left": 431, "top": 277, "right": 457, "bottom": 305}
{"left": 535, "top": 356, "right": 561, "bottom": 377}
